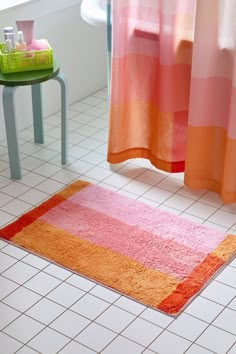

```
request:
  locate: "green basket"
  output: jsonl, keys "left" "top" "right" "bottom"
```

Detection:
{"left": 0, "top": 41, "right": 53, "bottom": 74}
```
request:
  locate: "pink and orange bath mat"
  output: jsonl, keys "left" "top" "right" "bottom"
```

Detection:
{"left": 1, "top": 180, "right": 236, "bottom": 316}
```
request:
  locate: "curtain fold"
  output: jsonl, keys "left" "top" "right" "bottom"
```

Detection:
{"left": 185, "top": 0, "right": 236, "bottom": 203}
{"left": 107, "top": 0, "right": 236, "bottom": 203}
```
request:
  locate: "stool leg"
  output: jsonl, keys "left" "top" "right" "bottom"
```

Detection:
{"left": 31, "top": 83, "right": 44, "bottom": 144}
{"left": 53, "top": 73, "right": 68, "bottom": 164}
{"left": 2, "top": 86, "right": 21, "bottom": 179}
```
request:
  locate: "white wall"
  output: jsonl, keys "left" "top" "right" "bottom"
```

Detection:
{"left": 0, "top": 0, "right": 107, "bottom": 140}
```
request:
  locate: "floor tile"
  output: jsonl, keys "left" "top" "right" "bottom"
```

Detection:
{"left": 216, "top": 266, "right": 236, "bottom": 288}
{"left": 228, "top": 343, "right": 236, "bottom": 354}
{"left": 0, "top": 210, "right": 15, "bottom": 226}
{"left": 114, "top": 296, "right": 146, "bottom": 316}
{"left": 122, "top": 179, "right": 152, "bottom": 195}
{"left": 177, "top": 186, "right": 206, "bottom": 200}
{"left": 0, "top": 239, "right": 7, "bottom": 249}
{"left": 201, "top": 280, "right": 236, "bottom": 306}
{"left": 19, "top": 189, "right": 48, "bottom": 205}
{"left": 24, "top": 272, "right": 61, "bottom": 296}
{"left": 50, "top": 309, "right": 90, "bottom": 338}
{"left": 81, "top": 151, "right": 106, "bottom": 164}
{"left": 33, "top": 162, "right": 62, "bottom": 177}
{"left": 3, "top": 286, "right": 41, "bottom": 312}
{"left": 50, "top": 169, "right": 79, "bottom": 184}
{"left": 101, "top": 335, "right": 144, "bottom": 354}
{"left": 140, "top": 308, "right": 174, "bottom": 328}
{"left": 66, "top": 274, "right": 95, "bottom": 292}
{"left": 156, "top": 177, "right": 184, "bottom": 193}
{"left": 0, "top": 332, "right": 22, "bottom": 354}
{"left": 18, "top": 172, "right": 46, "bottom": 188}
{"left": 0, "top": 253, "right": 18, "bottom": 273}
{"left": 208, "top": 210, "right": 236, "bottom": 228}
{"left": 184, "top": 297, "right": 224, "bottom": 323}
{"left": 35, "top": 179, "right": 64, "bottom": 194}
{"left": 47, "top": 282, "right": 85, "bottom": 307}
{"left": 102, "top": 173, "right": 131, "bottom": 188}
{"left": 0, "top": 302, "right": 20, "bottom": 330}
{"left": 142, "top": 186, "right": 172, "bottom": 204}
{"left": 0, "top": 192, "right": 13, "bottom": 207}
{"left": 196, "top": 325, "right": 236, "bottom": 354}
{"left": 198, "top": 191, "right": 224, "bottom": 208}
{"left": 185, "top": 202, "right": 217, "bottom": 219}
{"left": 163, "top": 194, "right": 195, "bottom": 211}
{"left": 22, "top": 254, "right": 49, "bottom": 270}
{"left": 212, "top": 308, "right": 236, "bottom": 335}
{"left": 1, "top": 244, "right": 28, "bottom": 260}
{"left": 228, "top": 297, "right": 236, "bottom": 311}
{"left": 21, "top": 157, "right": 44, "bottom": 171}
{"left": 43, "top": 264, "right": 72, "bottom": 280}
{"left": 75, "top": 322, "right": 116, "bottom": 352}
{"left": 84, "top": 166, "right": 113, "bottom": 181}
{"left": 2, "top": 199, "right": 32, "bottom": 216}
{"left": 185, "top": 344, "right": 214, "bottom": 354}
{"left": 122, "top": 317, "right": 162, "bottom": 347}
{"left": 167, "top": 313, "right": 208, "bottom": 341}
{"left": 26, "top": 298, "right": 65, "bottom": 325}
{"left": 136, "top": 170, "right": 165, "bottom": 185}
{"left": 27, "top": 327, "right": 70, "bottom": 354}
{"left": 89, "top": 285, "right": 120, "bottom": 303}
{"left": 71, "top": 293, "right": 110, "bottom": 320}
{"left": 2, "top": 262, "right": 38, "bottom": 285}
{"left": 1, "top": 181, "right": 30, "bottom": 197}
{"left": 95, "top": 305, "right": 135, "bottom": 333}
{"left": 149, "top": 330, "right": 191, "bottom": 354}
{"left": 66, "top": 160, "right": 94, "bottom": 175}
{"left": 3, "top": 314, "right": 45, "bottom": 343}
{"left": 16, "top": 346, "right": 39, "bottom": 354}
{"left": 0, "top": 276, "right": 19, "bottom": 300}
{"left": 0, "top": 176, "right": 13, "bottom": 188}
{"left": 59, "top": 341, "right": 96, "bottom": 354}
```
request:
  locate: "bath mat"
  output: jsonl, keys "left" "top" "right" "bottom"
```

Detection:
{"left": 1, "top": 180, "right": 236, "bottom": 316}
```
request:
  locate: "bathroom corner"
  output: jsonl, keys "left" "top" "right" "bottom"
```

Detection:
{"left": 0, "top": 0, "right": 107, "bottom": 141}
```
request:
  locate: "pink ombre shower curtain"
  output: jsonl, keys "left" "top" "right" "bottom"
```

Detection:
{"left": 185, "top": 0, "right": 236, "bottom": 203}
{"left": 107, "top": 0, "right": 236, "bottom": 203}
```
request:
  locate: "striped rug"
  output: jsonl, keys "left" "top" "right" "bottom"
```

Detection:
{"left": 1, "top": 180, "right": 236, "bottom": 316}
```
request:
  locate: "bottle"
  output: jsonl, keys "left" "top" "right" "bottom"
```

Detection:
{"left": 15, "top": 31, "right": 27, "bottom": 51}
{"left": 3, "top": 26, "right": 14, "bottom": 40}
{"left": 3, "top": 27, "right": 16, "bottom": 50}
{"left": 3, "top": 33, "right": 14, "bottom": 53}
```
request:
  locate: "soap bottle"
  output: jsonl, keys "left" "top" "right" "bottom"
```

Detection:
{"left": 15, "top": 31, "right": 27, "bottom": 51}
{"left": 3, "top": 33, "right": 14, "bottom": 53}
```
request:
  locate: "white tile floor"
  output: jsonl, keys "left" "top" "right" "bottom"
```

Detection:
{"left": 0, "top": 87, "right": 236, "bottom": 354}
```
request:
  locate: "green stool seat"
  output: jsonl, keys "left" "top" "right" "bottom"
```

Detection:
{"left": 0, "top": 60, "right": 68, "bottom": 179}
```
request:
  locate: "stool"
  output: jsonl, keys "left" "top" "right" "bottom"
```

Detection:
{"left": 0, "top": 60, "right": 68, "bottom": 179}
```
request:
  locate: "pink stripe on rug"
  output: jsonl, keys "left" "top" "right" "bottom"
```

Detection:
{"left": 41, "top": 200, "right": 206, "bottom": 279}
{"left": 68, "top": 184, "right": 226, "bottom": 253}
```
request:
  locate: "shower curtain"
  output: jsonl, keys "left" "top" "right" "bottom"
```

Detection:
{"left": 107, "top": 0, "right": 236, "bottom": 203}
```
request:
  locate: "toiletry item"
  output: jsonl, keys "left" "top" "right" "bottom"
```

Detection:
{"left": 3, "top": 33, "right": 14, "bottom": 53}
{"left": 3, "top": 27, "right": 16, "bottom": 49}
{"left": 15, "top": 31, "right": 27, "bottom": 51}
{"left": 27, "top": 39, "right": 49, "bottom": 51}
{"left": 3, "top": 26, "right": 14, "bottom": 40}
{"left": 16, "top": 20, "right": 34, "bottom": 45}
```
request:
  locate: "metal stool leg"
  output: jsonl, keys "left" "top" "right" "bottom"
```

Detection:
{"left": 31, "top": 83, "right": 44, "bottom": 144}
{"left": 2, "top": 86, "right": 21, "bottom": 179}
{"left": 53, "top": 73, "right": 68, "bottom": 164}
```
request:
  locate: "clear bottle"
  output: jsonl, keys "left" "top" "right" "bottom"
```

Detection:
{"left": 3, "top": 33, "right": 14, "bottom": 53}
{"left": 15, "top": 31, "right": 27, "bottom": 51}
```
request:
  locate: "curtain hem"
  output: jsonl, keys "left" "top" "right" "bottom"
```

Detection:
{"left": 107, "top": 148, "right": 185, "bottom": 173}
